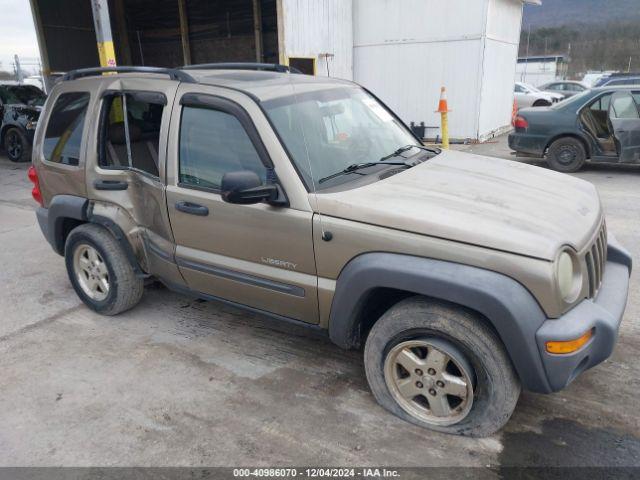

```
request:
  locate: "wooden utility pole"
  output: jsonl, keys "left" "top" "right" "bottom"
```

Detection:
{"left": 113, "top": 0, "right": 132, "bottom": 65}
{"left": 252, "top": 0, "right": 264, "bottom": 63}
{"left": 178, "top": 0, "right": 192, "bottom": 66}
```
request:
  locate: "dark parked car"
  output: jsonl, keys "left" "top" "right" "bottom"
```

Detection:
{"left": 0, "top": 84, "right": 46, "bottom": 162}
{"left": 509, "top": 86, "right": 640, "bottom": 172}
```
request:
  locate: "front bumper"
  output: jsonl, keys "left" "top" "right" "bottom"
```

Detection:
{"left": 535, "top": 236, "right": 632, "bottom": 392}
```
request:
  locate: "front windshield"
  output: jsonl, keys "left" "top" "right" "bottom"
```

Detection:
{"left": 0, "top": 86, "right": 46, "bottom": 106}
{"left": 263, "top": 86, "right": 420, "bottom": 190}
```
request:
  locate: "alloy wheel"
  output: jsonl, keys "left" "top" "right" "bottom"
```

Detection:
{"left": 384, "top": 338, "right": 475, "bottom": 426}
{"left": 73, "top": 244, "right": 110, "bottom": 301}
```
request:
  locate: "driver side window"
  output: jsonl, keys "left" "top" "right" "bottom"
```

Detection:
{"left": 179, "top": 106, "right": 266, "bottom": 191}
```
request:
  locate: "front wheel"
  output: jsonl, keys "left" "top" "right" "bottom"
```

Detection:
{"left": 4, "top": 128, "right": 30, "bottom": 162}
{"left": 364, "top": 298, "right": 520, "bottom": 437}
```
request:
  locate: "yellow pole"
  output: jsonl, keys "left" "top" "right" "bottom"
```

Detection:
{"left": 91, "top": 0, "right": 117, "bottom": 69}
{"left": 435, "top": 86, "right": 451, "bottom": 150}
{"left": 91, "top": 0, "right": 122, "bottom": 123}
{"left": 441, "top": 111, "right": 450, "bottom": 150}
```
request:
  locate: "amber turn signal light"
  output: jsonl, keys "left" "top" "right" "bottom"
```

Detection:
{"left": 545, "top": 329, "right": 594, "bottom": 354}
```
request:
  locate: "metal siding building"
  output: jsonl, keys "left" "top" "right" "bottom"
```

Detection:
{"left": 515, "top": 55, "right": 567, "bottom": 87}
{"left": 30, "top": 0, "right": 536, "bottom": 140}
{"left": 353, "top": 0, "right": 536, "bottom": 141}
{"left": 280, "top": 0, "right": 353, "bottom": 79}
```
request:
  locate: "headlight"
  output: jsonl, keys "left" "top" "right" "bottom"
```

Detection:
{"left": 556, "top": 249, "right": 582, "bottom": 302}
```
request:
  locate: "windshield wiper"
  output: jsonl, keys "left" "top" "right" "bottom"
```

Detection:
{"left": 318, "top": 161, "right": 409, "bottom": 184}
{"left": 379, "top": 144, "right": 440, "bottom": 162}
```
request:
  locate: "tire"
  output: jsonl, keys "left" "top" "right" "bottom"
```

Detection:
{"left": 532, "top": 99, "right": 551, "bottom": 107}
{"left": 65, "top": 224, "right": 144, "bottom": 315}
{"left": 3, "top": 127, "right": 30, "bottom": 162}
{"left": 547, "top": 137, "right": 587, "bottom": 173}
{"left": 364, "top": 297, "right": 520, "bottom": 437}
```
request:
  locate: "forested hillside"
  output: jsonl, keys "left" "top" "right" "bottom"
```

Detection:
{"left": 520, "top": 0, "right": 640, "bottom": 77}
{"left": 523, "top": 0, "right": 640, "bottom": 28}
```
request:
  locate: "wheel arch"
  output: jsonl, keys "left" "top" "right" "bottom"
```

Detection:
{"left": 327, "top": 253, "right": 554, "bottom": 393}
{"left": 0, "top": 123, "right": 27, "bottom": 145}
{"left": 38, "top": 195, "right": 144, "bottom": 276}
{"left": 545, "top": 133, "right": 592, "bottom": 158}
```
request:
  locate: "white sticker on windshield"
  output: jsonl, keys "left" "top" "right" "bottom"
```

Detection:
{"left": 363, "top": 97, "right": 394, "bottom": 123}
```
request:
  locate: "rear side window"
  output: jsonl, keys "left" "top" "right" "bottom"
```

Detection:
{"left": 99, "top": 92, "right": 164, "bottom": 177}
{"left": 178, "top": 106, "right": 266, "bottom": 190}
{"left": 43, "top": 92, "right": 90, "bottom": 165}
{"left": 589, "top": 93, "right": 612, "bottom": 113}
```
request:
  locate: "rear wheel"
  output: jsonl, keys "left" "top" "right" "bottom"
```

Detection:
{"left": 532, "top": 99, "right": 552, "bottom": 107}
{"left": 364, "top": 298, "right": 520, "bottom": 437}
{"left": 4, "top": 128, "right": 29, "bottom": 162}
{"left": 65, "top": 224, "right": 144, "bottom": 315}
{"left": 547, "top": 137, "right": 587, "bottom": 172}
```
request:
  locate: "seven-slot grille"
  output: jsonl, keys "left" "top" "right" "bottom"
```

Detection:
{"left": 584, "top": 222, "right": 607, "bottom": 298}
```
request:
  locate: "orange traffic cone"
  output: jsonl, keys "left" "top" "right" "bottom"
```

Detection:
{"left": 436, "top": 86, "right": 451, "bottom": 114}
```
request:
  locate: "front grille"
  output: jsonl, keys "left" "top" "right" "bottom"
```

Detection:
{"left": 584, "top": 222, "right": 607, "bottom": 298}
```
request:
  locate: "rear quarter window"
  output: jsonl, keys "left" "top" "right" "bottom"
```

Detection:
{"left": 43, "top": 92, "right": 90, "bottom": 166}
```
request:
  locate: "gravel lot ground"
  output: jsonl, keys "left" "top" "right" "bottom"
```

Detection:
{"left": 0, "top": 136, "right": 639, "bottom": 470}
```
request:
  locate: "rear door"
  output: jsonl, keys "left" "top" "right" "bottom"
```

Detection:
{"left": 608, "top": 90, "right": 640, "bottom": 163}
{"left": 165, "top": 83, "right": 319, "bottom": 324}
{"left": 88, "top": 77, "right": 180, "bottom": 270}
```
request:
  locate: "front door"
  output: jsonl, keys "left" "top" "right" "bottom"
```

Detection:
{"left": 165, "top": 85, "right": 318, "bottom": 324}
{"left": 608, "top": 91, "right": 640, "bottom": 163}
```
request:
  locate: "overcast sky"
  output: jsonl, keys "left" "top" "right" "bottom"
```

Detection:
{"left": 0, "top": 0, "right": 40, "bottom": 73}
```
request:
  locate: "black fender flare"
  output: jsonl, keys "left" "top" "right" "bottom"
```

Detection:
{"left": 36, "top": 195, "right": 144, "bottom": 276}
{"left": 328, "top": 253, "right": 553, "bottom": 393}
{"left": 37, "top": 194, "right": 88, "bottom": 255}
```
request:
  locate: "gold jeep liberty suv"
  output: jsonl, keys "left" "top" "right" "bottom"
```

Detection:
{"left": 30, "top": 64, "right": 632, "bottom": 437}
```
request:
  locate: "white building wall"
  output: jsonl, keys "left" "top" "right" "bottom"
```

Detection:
{"left": 280, "top": 0, "right": 530, "bottom": 140}
{"left": 280, "top": 0, "right": 353, "bottom": 80}
{"left": 353, "top": 0, "right": 487, "bottom": 139}
{"left": 478, "top": 0, "right": 524, "bottom": 140}
{"left": 352, "top": 0, "right": 529, "bottom": 140}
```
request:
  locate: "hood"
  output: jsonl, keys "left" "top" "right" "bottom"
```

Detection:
{"left": 314, "top": 150, "right": 602, "bottom": 260}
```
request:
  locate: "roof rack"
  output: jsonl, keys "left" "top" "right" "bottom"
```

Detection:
{"left": 62, "top": 66, "right": 196, "bottom": 83}
{"left": 181, "top": 62, "right": 302, "bottom": 74}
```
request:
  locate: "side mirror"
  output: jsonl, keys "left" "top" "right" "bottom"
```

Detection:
{"left": 221, "top": 170, "right": 278, "bottom": 205}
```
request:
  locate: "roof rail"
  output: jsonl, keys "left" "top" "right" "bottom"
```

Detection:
{"left": 62, "top": 66, "right": 196, "bottom": 83}
{"left": 181, "top": 62, "right": 302, "bottom": 74}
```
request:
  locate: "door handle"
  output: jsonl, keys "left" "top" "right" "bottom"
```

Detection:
{"left": 175, "top": 201, "right": 209, "bottom": 216}
{"left": 94, "top": 180, "right": 128, "bottom": 191}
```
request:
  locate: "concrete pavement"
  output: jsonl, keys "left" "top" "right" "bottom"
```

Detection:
{"left": 0, "top": 139, "right": 639, "bottom": 468}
